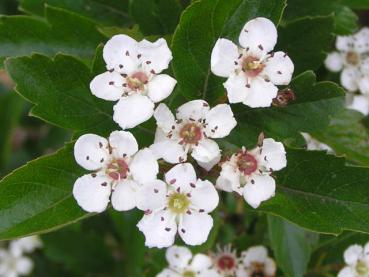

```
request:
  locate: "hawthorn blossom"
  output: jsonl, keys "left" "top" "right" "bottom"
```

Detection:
{"left": 236, "top": 246, "right": 276, "bottom": 277}
{"left": 301, "top": 133, "right": 333, "bottom": 153}
{"left": 90, "top": 35, "right": 177, "bottom": 129}
{"left": 211, "top": 17, "right": 294, "bottom": 108}
{"left": 73, "top": 131, "right": 158, "bottom": 213}
{"left": 210, "top": 245, "right": 239, "bottom": 276}
{"left": 9, "top": 236, "right": 42, "bottom": 256}
{"left": 157, "top": 245, "right": 220, "bottom": 277}
{"left": 338, "top": 243, "right": 369, "bottom": 277}
{"left": 136, "top": 163, "right": 219, "bottom": 248}
{"left": 216, "top": 138, "right": 286, "bottom": 208}
{"left": 325, "top": 28, "right": 369, "bottom": 93}
{"left": 347, "top": 94, "right": 369, "bottom": 116}
{"left": 150, "top": 100, "right": 237, "bottom": 171}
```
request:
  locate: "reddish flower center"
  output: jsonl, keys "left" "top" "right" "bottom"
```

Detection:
{"left": 237, "top": 153, "right": 258, "bottom": 175}
{"left": 346, "top": 51, "right": 359, "bottom": 65}
{"left": 179, "top": 123, "right": 202, "bottom": 144}
{"left": 127, "top": 71, "right": 148, "bottom": 91}
{"left": 106, "top": 159, "right": 129, "bottom": 180}
{"left": 217, "top": 255, "right": 236, "bottom": 271}
{"left": 242, "top": 56, "right": 264, "bottom": 77}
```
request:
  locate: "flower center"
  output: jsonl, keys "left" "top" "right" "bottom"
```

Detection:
{"left": 217, "top": 255, "right": 236, "bottom": 271}
{"left": 346, "top": 51, "right": 359, "bottom": 65}
{"left": 106, "top": 159, "right": 129, "bottom": 180}
{"left": 242, "top": 56, "right": 264, "bottom": 77}
{"left": 182, "top": 271, "right": 196, "bottom": 277}
{"left": 251, "top": 272, "right": 265, "bottom": 277}
{"left": 179, "top": 123, "right": 203, "bottom": 144}
{"left": 126, "top": 71, "right": 148, "bottom": 91}
{"left": 237, "top": 153, "right": 258, "bottom": 175}
{"left": 167, "top": 193, "right": 190, "bottom": 214}
{"left": 356, "top": 260, "right": 369, "bottom": 276}
{"left": 251, "top": 263, "right": 266, "bottom": 277}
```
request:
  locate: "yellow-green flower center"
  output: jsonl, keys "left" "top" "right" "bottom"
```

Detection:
{"left": 346, "top": 51, "right": 359, "bottom": 65}
{"left": 182, "top": 270, "right": 196, "bottom": 277}
{"left": 356, "top": 260, "right": 369, "bottom": 276}
{"left": 167, "top": 193, "right": 190, "bottom": 214}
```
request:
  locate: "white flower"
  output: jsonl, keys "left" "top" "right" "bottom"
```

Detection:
{"left": 150, "top": 100, "right": 237, "bottom": 171}
{"left": 211, "top": 17, "right": 294, "bottom": 108}
{"left": 210, "top": 244, "right": 239, "bottom": 276}
{"left": 236, "top": 246, "right": 276, "bottom": 277}
{"left": 0, "top": 248, "right": 33, "bottom": 277}
{"left": 338, "top": 243, "right": 369, "bottom": 277}
{"left": 157, "top": 245, "right": 221, "bottom": 277}
{"left": 347, "top": 94, "right": 369, "bottom": 116}
{"left": 216, "top": 138, "right": 286, "bottom": 208}
{"left": 324, "top": 28, "right": 369, "bottom": 93}
{"left": 136, "top": 163, "right": 219, "bottom": 248}
{"left": 90, "top": 35, "right": 177, "bottom": 129}
{"left": 9, "top": 236, "right": 42, "bottom": 257}
{"left": 73, "top": 131, "right": 158, "bottom": 213}
{"left": 301, "top": 133, "right": 333, "bottom": 153}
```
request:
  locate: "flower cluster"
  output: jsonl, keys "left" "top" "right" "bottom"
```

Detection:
{"left": 72, "top": 17, "right": 289, "bottom": 249}
{"left": 325, "top": 28, "right": 369, "bottom": 115}
{"left": 0, "top": 236, "right": 42, "bottom": 277}
{"left": 338, "top": 242, "right": 369, "bottom": 277}
{"left": 157, "top": 244, "right": 276, "bottom": 277}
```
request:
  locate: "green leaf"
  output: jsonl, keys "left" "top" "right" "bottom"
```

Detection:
{"left": 0, "top": 92, "right": 24, "bottom": 173}
{"left": 283, "top": 0, "right": 359, "bottom": 35}
{"left": 171, "top": 0, "right": 286, "bottom": 103}
{"left": 0, "top": 144, "right": 88, "bottom": 240}
{"left": 0, "top": 5, "right": 105, "bottom": 66}
{"left": 277, "top": 16, "right": 334, "bottom": 75}
{"left": 129, "top": 0, "right": 183, "bottom": 35}
{"left": 258, "top": 149, "right": 369, "bottom": 234}
{"left": 225, "top": 71, "right": 345, "bottom": 148}
{"left": 312, "top": 109, "right": 369, "bottom": 166}
{"left": 19, "top": 0, "right": 132, "bottom": 27}
{"left": 268, "top": 215, "right": 319, "bottom": 277}
{"left": 5, "top": 53, "right": 117, "bottom": 137}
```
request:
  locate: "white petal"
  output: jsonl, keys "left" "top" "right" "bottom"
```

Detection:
{"left": 90, "top": 71, "right": 123, "bottom": 101}
{"left": 223, "top": 73, "right": 247, "bottom": 103}
{"left": 204, "top": 104, "right": 237, "bottom": 138}
{"left": 359, "top": 76, "right": 369, "bottom": 95}
{"left": 176, "top": 100, "right": 210, "bottom": 121}
{"left": 147, "top": 74, "right": 177, "bottom": 103}
{"left": 113, "top": 94, "right": 154, "bottom": 129}
{"left": 178, "top": 212, "right": 213, "bottom": 246}
{"left": 341, "top": 68, "right": 359, "bottom": 92}
{"left": 136, "top": 180, "right": 167, "bottom": 211}
{"left": 197, "top": 154, "right": 221, "bottom": 171}
{"left": 103, "top": 34, "right": 139, "bottom": 74}
{"left": 111, "top": 179, "right": 139, "bottom": 211}
{"left": 264, "top": 51, "right": 294, "bottom": 85}
{"left": 344, "top": 244, "right": 363, "bottom": 265}
{"left": 137, "top": 38, "right": 173, "bottom": 73}
{"left": 348, "top": 95, "right": 369, "bottom": 116}
{"left": 324, "top": 52, "right": 343, "bottom": 72}
{"left": 190, "top": 254, "right": 213, "bottom": 271}
{"left": 338, "top": 267, "right": 356, "bottom": 277}
{"left": 239, "top": 17, "right": 277, "bottom": 54}
{"left": 157, "top": 268, "right": 180, "bottom": 277}
{"left": 154, "top": 104, "right": 176, "bottom": 133}
{"left": 241, "top": 246, "right": 268, "bottom": 266}
{"left": 9, "top": 237, "right": 42, "bottom": 255}
{"left": 336, "top": 35, "right": 354, "bottom": 52}
{"left": 109, "top": 130, "right": 138, "bottom": 158}
{"left": 15, "top": 256, "right": 33, "bottom": 275}
{"left": 137, "top": 210, "right": 177, "bottom": 248}
{"left": 354, "top": 27, "right": 369, "bottom": 53}
{"left": 216, "top": 162, "right": 241, "bottom": 194}
{"left": 264, "top": 257, "right": 277, "bottom": 276}
{"left": 74, "top": 134, "right": 109, "bottom": 171}
{"left": 191, "top": 139, "right": 220, "bottom": 163}
{"left": 73, "top": 173, "right": 111, "bottom": 213}
{"left": 190, "top": 180, "right": 219, "bottom": 212}
{"left": 165, "top": 163, "right": 197, "bottom": 189}
{"left": 150, "top": 129, "right": 187, "bottom": 164}
{"left": 130, "top": 148, "right": 159, "bottom": 184}
{"left": 166, "top": 245, "right": 192, "bottom": 270}
{"left": 243, "top": 78, "right": 278, "bottom": 108}
{"left": 364, "top": 241, "right": 369, "bottom": 255}
{"left": 211, "top": 38, "right": 239, "bottom": 77}
{"left": 260, "top": 138, "right": 287, "bottom": 171}
{"left": 243, "top": 174, "right": 276, "bottom": 208}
